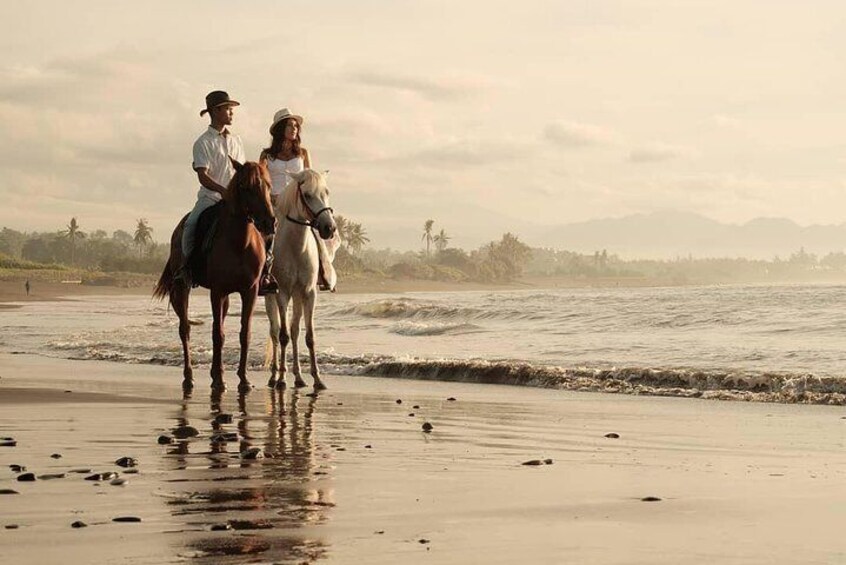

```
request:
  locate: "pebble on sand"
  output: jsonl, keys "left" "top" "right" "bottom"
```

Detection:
{"left": 50, "top": 453, "right": 62, "bottom": 459}
{"left": 419, "top": 539, "right": 431, "bottom": 544}
{"left": 172, "top": 426, "right": 199, "bottom": 439}
{"left": 9, "top": 464, "right": 25, "bottom": 473}
{"left": 413, "top": 405, "right": 420, "bottom": 409}
{"left": 112, "top": 516, "right": 142, "bottom": 523}
{"left": 396, "top": 399, "right": 402, "bottom": 404}
{"left": 5, "top": 524, "right": 19, "bottom": 529}
{"left": 605, "top": 433, "right": 620, "bottom": 439}
{"left": 85, "top": 472, "right": 119, "bottom": 481}
{"left": 16, "top": 473, "right": 36, "bottom": 482}
{"left": 641, "top": 496, "right": 662, "bottom": 502}
{"left": 38, "top": 473, "right": 66, "bottom": 480}
{"left": 71, "top": 521, "right": 88, "bottom": 528}
{"left": 157, "top": 435, "right": 174, "bottom": 445}
{"left": 210, "top": 523, "right": 232, "bottom": 531}
{"left": 240, "top": 447, "right": 265, "bottom": 460}
{"left": 446, "top": 397, "right": 457, "bottom": 401}
{"left": 0, "top": 489, "right": 19, "bottom": 495}
{"left": 214, "top": 413, "right": 233, "bottom": 425}
{"left": 115, "top": 457, "right": 138, "bottom": 468}
{"left": 110, "top": 478, "right": 128, "bottom": 486}
{"left": 0, "top": 438, "right": 17, "bottom": 447}
{"left": 522, "top": 459, "right": 554, "bottom": 466}
{"left": 422, "top": 422, "right": 434, "bottom": 433}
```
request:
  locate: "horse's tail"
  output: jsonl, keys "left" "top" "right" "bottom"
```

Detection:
{"left": 153, "top": 260, "right": 173, "bottom": 301}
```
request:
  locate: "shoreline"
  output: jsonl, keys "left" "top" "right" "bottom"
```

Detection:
{"left": 0, "top": 353, "right": 844, "bottom": 564}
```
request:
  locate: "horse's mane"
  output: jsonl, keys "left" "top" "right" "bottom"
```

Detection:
{"left": 224, "top": 162, "right": 264, "bottom": 213}
{"left": 278, "top": 169, "right": 322, "bottom": 217}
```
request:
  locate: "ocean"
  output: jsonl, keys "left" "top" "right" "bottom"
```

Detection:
{"left": 2, "top": 283, "right": 846, "bottom": 404}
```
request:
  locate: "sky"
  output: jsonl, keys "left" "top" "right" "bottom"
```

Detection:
{"left": 2, "top": 0, "right": 846, "bottom": 250}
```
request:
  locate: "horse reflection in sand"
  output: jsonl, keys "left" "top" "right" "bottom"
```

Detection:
{"left": 265, "top": 169, "right": 337, "bottom": 390}
{"left": 161, "top": 388, "right": 333, "bottom": 561}
{"left": 154, "top": 160, "right": 276, "bottom": 392}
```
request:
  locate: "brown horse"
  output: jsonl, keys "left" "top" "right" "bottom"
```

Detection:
{"left": 154, "top": 160, "right": 276, "bottom": 391}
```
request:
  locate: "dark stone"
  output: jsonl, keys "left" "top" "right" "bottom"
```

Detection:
{"left": 71, "top": 521, "right": 87, "bottom": 528}
{"left": 5, "top": 524, "right": 19, "bottom": 529}
{"left": 522, "top": 459, "right": 542, "bottom": 466}
{"left": 365, "top": 445, "right": 372, "bottom": 449}
{"left": 0, "top": 440, "right": 17, "bottom": 447}
{"left": 446, "top": 397, "right": 457, "bottom": 401}
{"left": 115, "top": 457, "right": 138, "bottom": 468}
{"left": 605, "top": 433, "right": 620, "bottom": 439}
{"left": 210, "top": 523, "right": 232, "bottom": 531}
{"left": 240, "top": 447, "right": 264, "bottom": 460}
{"left": 16, "top": 473, "right": 36, "bottom": 482}
{"left": 543, "top": 458, "right": 554, "bottom": 465}
{"left": 413, "top": 405, "right": 420, "bottom": 409}
{"left": 38, "top": 473, "right": 66, "bottom": 480}
{"left": 396, "top": 399, "right": 402, "bottom": 404}
{"left": 0, "top": 489, "right": 19, "bottom": 495}
{"left": 214, "top": 413, "right": 233, "bottom": 424}
{"left": 422, "top": 422, "right": 433, "bottom": 433}
{"left": 50, "top": 453, "right": 62, "bottom": 459}
{"left": 641, "top": 496, "right": 662, "bottom": 502}
{"left": 419, "top": 538, "right": 430, "bottom": 544}
{"left": 9, "top": 464, "right": 25, "bottom": 473}
{"left": 110, "top": 478, "right": 127, "bottom": 486}
{"left": 157, "top": 435, "right": 174, "bottom": 445}
{"left": 408, "top": 413, "right": 415, "bottom": 417}
{"left": 69, "top": 468, "right": 92, "bottom": 474}
{"left": 172, "top": 426, "right": 199, "bottom": 439}
{"left": 85, "top": 472, "right": 119, "bottom": 481}
{"left": 123, "top": 469, "right": 139, "bottom": 475}
{"left": 112, "top": 516, "right": 142, "bottom": 523}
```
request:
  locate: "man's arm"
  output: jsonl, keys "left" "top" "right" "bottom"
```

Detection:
{"left": 195, "top": 168, "right": 227, "bottom": 195}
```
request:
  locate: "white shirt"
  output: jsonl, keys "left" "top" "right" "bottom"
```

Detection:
{"left": 192, "top": 126, "right": 246, "bottom": 202}
{"left": 265, "top": 155, "right": 305, "bottom": 196}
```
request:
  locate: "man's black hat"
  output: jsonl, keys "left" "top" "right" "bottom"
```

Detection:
{"left": 200, "top": 90, "right": 240, "bottom": 116}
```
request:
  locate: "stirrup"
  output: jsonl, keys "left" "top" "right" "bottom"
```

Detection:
{"left": 258, "top": 275, "right": 278, "bottom": 296}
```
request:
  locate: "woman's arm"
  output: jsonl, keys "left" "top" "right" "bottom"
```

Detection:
{"left": 302, "top": 147, "right": 311, "bottom": 169}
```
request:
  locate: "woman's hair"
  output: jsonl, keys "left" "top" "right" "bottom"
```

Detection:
{"left": 262, "top": 118, "right": 302, "bottom": 161}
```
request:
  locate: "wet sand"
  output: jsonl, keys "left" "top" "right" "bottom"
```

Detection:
{"left": 1, "top": 352, "right": 844, "bottom": 564}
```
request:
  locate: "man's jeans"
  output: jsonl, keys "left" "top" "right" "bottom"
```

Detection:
{"left": 182, "top": 194, "right": 218, "bottom": 259}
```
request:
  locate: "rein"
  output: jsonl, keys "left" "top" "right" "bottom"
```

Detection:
{"left": 285, "top": 181, "right": 333, "bottom": 227}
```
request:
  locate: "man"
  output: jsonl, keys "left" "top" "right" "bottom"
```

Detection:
{"left": 177, "top": 90, "right": 278, "bottom": 295}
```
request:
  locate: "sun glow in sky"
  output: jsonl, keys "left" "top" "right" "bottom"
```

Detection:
{"left": 2, "top": 1, "right": 846, "bottom": 249}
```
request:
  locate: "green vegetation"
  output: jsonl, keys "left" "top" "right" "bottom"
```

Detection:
{"left": 4, "top": 217, "right": 846, "bottom": 289}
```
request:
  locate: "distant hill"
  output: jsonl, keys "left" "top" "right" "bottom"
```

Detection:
{"left": 528, "top": 211, "right": 846, "bottom": 259}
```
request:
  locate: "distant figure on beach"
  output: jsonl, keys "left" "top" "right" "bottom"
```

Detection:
{"left": 175, "top": 91, "right": 276, "bottom": 296}
{"left": 259, "top": 108, "right": 337, "bottom": 291}
{"left": 24, "top": 279, "right": 30, "bottom": 296}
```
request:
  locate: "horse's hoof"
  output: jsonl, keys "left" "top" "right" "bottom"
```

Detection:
{"left": 211, "top": 379, "right": 226, "bottom": 391}
{"left": 267, "top": 378, "right": 276, "bottom": 388}
{"left": 238, "top": 380, "right": 253, "bottom": 393}
{"left": 313, "top": 380, "right": 327, "bottom": 391}
{"left": 293, "top": 378, "right": 307, "bottom": 388}
{"left": 274, "top": 379, "right": 286, "bottom": 390}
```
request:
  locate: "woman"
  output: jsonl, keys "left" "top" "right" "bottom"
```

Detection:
{"left": 260, "top": 108, "right": 336, "bottom": 291}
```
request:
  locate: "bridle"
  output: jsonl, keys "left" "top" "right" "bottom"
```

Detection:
{"left": 285, "top": 180, "right": 333, "bottom": 227}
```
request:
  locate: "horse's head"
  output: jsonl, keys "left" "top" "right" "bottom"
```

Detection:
{"left": 226, "top": 159, "right": 276, "bottom": 235}
{"left": 287, "top": 169, "right": 337, "bottom": 240}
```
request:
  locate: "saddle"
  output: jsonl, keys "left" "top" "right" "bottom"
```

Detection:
{"left": 187, "top": 202, "right": 223, "bottom": 287}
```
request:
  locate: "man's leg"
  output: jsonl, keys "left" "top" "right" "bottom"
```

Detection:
{"left": 178, "top": 196, "right": 215, "bottom": 285}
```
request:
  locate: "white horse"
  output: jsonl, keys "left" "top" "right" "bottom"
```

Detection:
{"left": 265, "top": 169, "right": 337, "bottom": 389}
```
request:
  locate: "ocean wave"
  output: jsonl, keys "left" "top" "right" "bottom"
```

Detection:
{"left": 389, "top": 321, "right": 482, "bottom": 336}
{"left": 332, "top": 298, "right": 484, "bottom": 320}
{"left": 356, "top": 359, "right": 846, "bottom": 406}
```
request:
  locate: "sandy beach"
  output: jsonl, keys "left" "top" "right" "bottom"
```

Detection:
{"left": 1, "top": 351, "right": 844, "bottom": 564}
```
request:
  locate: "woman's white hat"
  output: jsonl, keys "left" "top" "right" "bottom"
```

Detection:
{"left": 270, "top": 108, "right": 304, "bottom": 134}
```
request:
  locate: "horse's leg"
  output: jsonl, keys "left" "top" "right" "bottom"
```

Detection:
{"left": 237, "top": 289, "right": 257, "bottom": 391}
{"left": 210, "top": 290, "right": 226, "bottom": 389}
{"left": 171, "top": 282, "right": 193, "bottom": 388}
{"left": 275, "top": 291, "right": 292, "bottom": 389}
{"left": 303, "top": 289, "right": 325, "bottom": 390}
{"left": 290, "top": 296, "right": 306, "bottom": 388}
{"left": 265, "top": 295, "right": 280, "bottom": 388}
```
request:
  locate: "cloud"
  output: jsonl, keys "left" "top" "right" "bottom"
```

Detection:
{"left": 347, "top": 69, "right": 486, "bottom": 101}
{"left": 543, "top": 120, "right": 620, "bottom": 148}
{"left": 628, "top": 143, "right": 694, "bottom": 163}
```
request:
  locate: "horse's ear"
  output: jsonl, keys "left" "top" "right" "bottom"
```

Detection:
{"left": 289, "top": 170, "right": 305, "bottom": 182}
{"left": 229, "top": 157, "right": 243, "bottom": 171}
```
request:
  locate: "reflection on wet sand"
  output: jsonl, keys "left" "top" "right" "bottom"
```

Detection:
{"left": 162, "top": 387, "right": 334, "bottom": 563}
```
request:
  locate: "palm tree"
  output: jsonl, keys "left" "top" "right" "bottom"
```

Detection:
{"left": 433, "top": 228, "right": 450, "bottom": 253}
{"left": 422, "top": 219, "right": 435, "bottom": 256}
{"left": 334, "top": 214, "right": 350, "bottom": 247}
{"left": 133, "top": 219, "right": 154, "bottom": 258}
{"left": 61, "top": 217, "right": 85, "bottom": 265}
{"left": 346, "top": 223, "right": 370, "bottom": 255}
